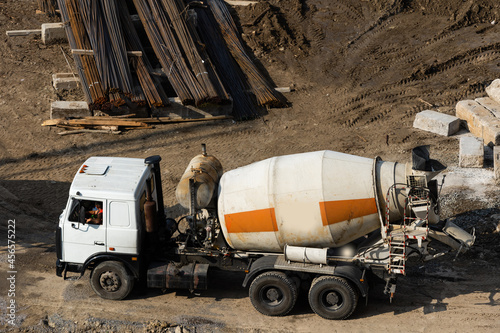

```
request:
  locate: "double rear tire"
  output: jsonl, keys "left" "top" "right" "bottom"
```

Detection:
{"left": 249, "top": 272, "right": 358, "bottom": 320}
{"left": 249, "top": 271, "right": 298, "bottom": 316}
{"left": 308, "top": 276, "right": 358, "bottom": 320}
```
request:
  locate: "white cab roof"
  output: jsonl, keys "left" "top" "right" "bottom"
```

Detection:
{"left": 69, "top": 156, "right": 150, "bottom": 200}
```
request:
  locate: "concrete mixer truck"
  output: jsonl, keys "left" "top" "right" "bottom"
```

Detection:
{"left": 55, "top": 145, "right": 474, "bottom": 320}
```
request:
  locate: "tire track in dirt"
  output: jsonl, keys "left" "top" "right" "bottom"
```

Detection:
{"left": 345, "top": 13, "right": 401, "bottom": 52}
{"left": 367, "top": 30, "right": 458, "bottom": 81}
{"left": 336, "top": 1, "right": 363, "bottom": 22}
{"left": 332, "top": 46, "right": 500, "bottom": 117}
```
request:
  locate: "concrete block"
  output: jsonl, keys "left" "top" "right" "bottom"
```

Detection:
{"left": 42, "top": 23, "right": 66, "bottom": 44}
{"left": 495, "top": 146, "right": 500, "bottom": 180}
{"left": 475, "top": 97, "right": 500, "bottom": 118}
{"left": 413, "top": 110, "right": 460, "bottom": 136}
{"left": 486, "top": 79, "right": 500, "bottom": 105}
{"left": 50, "top": 101, "right": 90, "bottom": 119}
{"left": 52, "top": 73, "right": 80, "bottom": 91}
{"left": 456, "top": 100, "right": 500, "bottom": 145}
{"left": 459, "top": 136, "right": 484, "bottom": 168}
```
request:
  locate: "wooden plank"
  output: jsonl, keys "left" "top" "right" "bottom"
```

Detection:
{"left": 44, "top": 115, "right": 230, "bottom": 130}
{"left": 141, "top": 115, "right": 232, "bottom": 123}
{"left": 43, "top": 118, "right": 148, "bottom": 127}
{"left": 58, "top": 129, "right": 121, "bottom": 136}
{"left": 275, "top": 87, "right": 292, "bottom": 93}
{"left": 6, "top": 29, "right": 42, "bottom": 37}
{"left": 42, "top": 119, "right": 64, "bottom": 126}
{"left": 66, "top": 119, "right": 148, "bottom": 127}
{"left": 71, "top": 49, "right": 142, "bottom": 57}
{"left": 225, "top": 0, "right": 258, "bottom": 6}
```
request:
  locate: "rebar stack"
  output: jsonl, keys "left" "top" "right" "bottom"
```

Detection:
{"left": 38, "top": 0, "right": 58, "bottom": 16}
{"left": 187, "top": 0, "right": 259, "bottom": 119}
{"left": 118, "top": 4, "right": 170, "bottom": 108}
{"left": 207, "top": 0, "right": 287, "bottom": 108}
{"left": 56, "top": 0, "right": 286, "bottom": 119}
{"left": 64, "top": 0, "right": 106, "bottom": 106}
{"left": 78, "top": 0, "right": 133, "bottom": 101}
{"left": 162, "top": 0, "right": 230, "bottom": 104}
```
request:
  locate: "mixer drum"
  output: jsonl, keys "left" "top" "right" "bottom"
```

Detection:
{"left": 217, "top": 150, "right": 407, "bottom": 252}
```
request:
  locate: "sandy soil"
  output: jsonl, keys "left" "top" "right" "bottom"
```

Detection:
{"left": 0, "top": 0, "right": 500, "bottom": 331}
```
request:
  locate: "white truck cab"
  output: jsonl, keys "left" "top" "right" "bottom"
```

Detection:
{"left": 56, "top": 155, "right": 164, "bottom": 299}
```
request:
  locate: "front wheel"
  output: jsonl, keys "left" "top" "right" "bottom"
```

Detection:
{"left": 90, "top": 261, "right": 134, "bottom": 300}
{"left": 249, "top": 271, "right": 298, "bottom": 316}
{"left": 308, "top": 276, "right": 358, "bottom": 320}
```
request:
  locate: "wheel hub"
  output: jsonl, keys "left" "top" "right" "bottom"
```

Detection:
{"left": 325, "top": 291, "right": 340, "bottom": 306}
{"left": 100, "top": 271, "right": 121, "bottom": 292}
{"left": 266, "top": 288, "right": 280, "bottom": 302}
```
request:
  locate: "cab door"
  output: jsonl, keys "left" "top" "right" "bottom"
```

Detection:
{"left": 62, "top": 198, "right": 107, "bottom": 264}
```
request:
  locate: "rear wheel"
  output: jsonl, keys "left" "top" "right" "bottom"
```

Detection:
{"left": 308, "top": 276, "right": 358, "bottom": 320}
{"left": 90, "top": 261, "right": 134, "bottom": 300}
{"left": 249, "top": 271, "right": 298, "bottom": 316}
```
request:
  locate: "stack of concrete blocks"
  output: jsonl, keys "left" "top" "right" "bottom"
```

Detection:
{"left": 456, "top": 79, "right": 500, "bottom": 179}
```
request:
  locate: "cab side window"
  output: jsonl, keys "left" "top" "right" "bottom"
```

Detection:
{"left": 68, "top": 199, "right": 104, "bottom": 225}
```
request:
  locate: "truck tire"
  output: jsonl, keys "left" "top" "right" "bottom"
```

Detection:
{"left": 308, "top": 276, "right": 358, "bottom": 320}
{"left": 249, "top": 271, "right": 297, "bottom": 316}
{"left": 90, "top": 261, "right": 134, "bottom": 300}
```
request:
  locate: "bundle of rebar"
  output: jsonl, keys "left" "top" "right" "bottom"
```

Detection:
{"left": 118, "top": 4, "right": 170, "bottom": 108}
{"left": 78, "top": 0, "right": 133, "bottom": 102}
{"left": 63, "top": 0, "right": 106, "bottom": 107}
{"left": 56, "top": 0, "right": 285, "bottom": 120}
{"left": 187, "top": 0, "right": 259, "bottom": 119}
{"left": 207, "top": 0, "right": 287, "bottom": 108}
{"left": 161, "top": 0, "right": 229, "bottom": 104}
{"left": 133, "top": 0, "right": 205, "bottom": 105}
{"left": 38, "top": 0, "right": 58, "bottom": 16}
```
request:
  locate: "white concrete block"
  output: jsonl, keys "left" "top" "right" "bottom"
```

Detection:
{"left": 413, "top": 110, "right": 460, "bottom": 136}
{"left": 486, "top": 79, "right": 500, "bottom": 105}
{"left": 42, "top": 23, "right": 66, "bottom": 44}
{"left": 459, "top": 136, "right": 484, "bottom": 168}
{"left": 52, "top": 73, "right": 80, "bottom": 91}
{"left": 475, "top": 97, "right": 500, "bottom": 118}
{"left": 456, "top": 100, "right": 500, "bottom": 145}
{"left": 50, "top": 101, "right": 90, "bottom": 119}
{"left": 495, "top": 146, "right": 500, "bottom": 181}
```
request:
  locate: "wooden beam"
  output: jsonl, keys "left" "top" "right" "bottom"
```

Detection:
{"left": 6, "top": 29, "right": 42, "bottom": 37}
{"left": 275, "top": 87, "right": 293, "bottom": 93}
{"left": 71, "top": 49, "right": 142, "bottom": 57}
{"left": 225, "top": 1, "right": 258, "bottom": 6}
{"left": 58, "top": 129, "right": 121, "bottom": 135}
{"left": 139, "top": 115, "right": 232, "bottom": 124}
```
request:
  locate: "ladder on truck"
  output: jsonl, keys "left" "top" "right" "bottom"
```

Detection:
{"left": 385, "top": 178, "right": 431, "bottom": 276}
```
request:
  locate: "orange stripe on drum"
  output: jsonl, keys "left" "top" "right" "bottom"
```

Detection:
{"left": 225, "top": 208, "right": 278, "bottom": 233}
{"left": 319, "top": 198, "right": 378, "bottom": 226}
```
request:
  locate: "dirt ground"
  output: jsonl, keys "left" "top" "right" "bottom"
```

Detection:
{"left": 1, "top": 0, "right": 500, "bottom": 331}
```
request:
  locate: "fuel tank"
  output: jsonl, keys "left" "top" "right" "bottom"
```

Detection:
{"left": 217, "top": 150, "right": 444, "bottom": 252}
